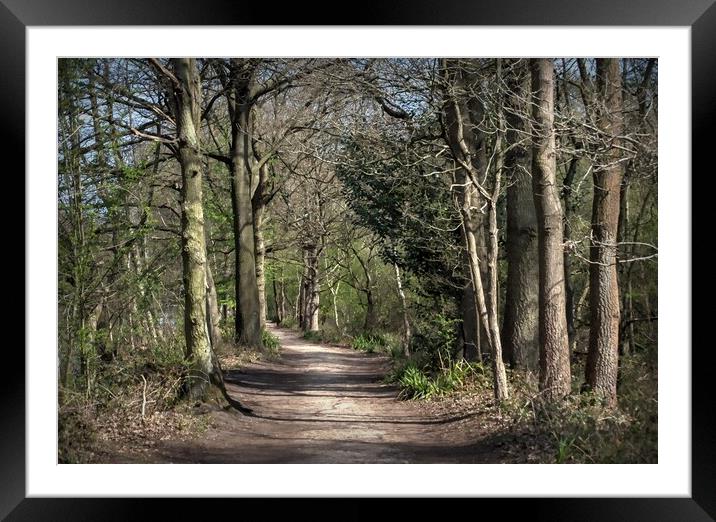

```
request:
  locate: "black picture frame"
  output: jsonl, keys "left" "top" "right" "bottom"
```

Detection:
{"left": 8, "top": 1, "right": 710, "bottom": 519}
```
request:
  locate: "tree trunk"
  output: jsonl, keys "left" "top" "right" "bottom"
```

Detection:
{"left": 562, "top": 156, "right": 579, "bottom": 355}
{"left": 272, "top": 276, "right": 282, "bottom": 325}
{"left": 394, "top": 263, "right": 412, "bottom": 356}
{"left": 332, "top": 281, "right": 341, "bottom": 330}
{"left": 530, "top": 58, "right": 572, "bottom": 401}
{"left": 618, "top": 175, "right": 636, "bottom": 356}
{"left": 447, "top": 135, "right": 493, "bottom": 359}
{"left": 364, "top": 288, "right": 376, "bottom": 333}
{"left": 206, "top": 263, "right": 223, "bottom": 350}
{"left": 485, "top": 117, "right": 508, "bottom": 402}
{"left": 252, "top": 163, "right": 268, "bottom": 331}
{"left": 253, "top": 201, "right": 267, "bottom": 331}
{"left": 462, "top": 189, "right": 495, "bottom": 359}
{"left": 503, "top": 61, "right": 539, "bottom": 371}
{"left": 585, "top": 58, "right": 624, "bottom": 406}
{"left": 301, "top": 244, "right": 320, "bottom": 332}
{"left": 461, "top": 282, "right": 481, "bottom": 361}
{"left": 441, "top": 59, "right": 498, "bottom": 384}
{"left": 353, "top": 246, "right": 377, "bottom": 334}
{"left": 296, "top": 274, "right": 304, "bottom": 324}
{"left": 278, "top": 272, "right": 287, "bottom": 324}
{"left": 172, "top": 57, "right": 214, "bottom": 400}
{"left": 229, "top": 61, "right": 263, "bottom": 349}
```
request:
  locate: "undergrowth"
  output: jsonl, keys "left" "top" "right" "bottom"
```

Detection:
{"left": 382, "top": 312, "right": 657, "bottom": 463}
{"left": 300, "top": 327, "right": 349, "bottom": 345}
{"left": 351, "top": 332, "right": 401, "bottom": 356}
{"left": 386, "top": 346, "right": 657, "bottom": 463}
{"left": 262, "top": 329, "right": 281, "bottom": 358}
{"left": 58, "top": 332, "right": 274, "bottom": 463}
{"left": 387, "top": 359, "right": 490, "bottom": 400}
{"left": 58, "top": 342, "right": 197, "bottom": 463}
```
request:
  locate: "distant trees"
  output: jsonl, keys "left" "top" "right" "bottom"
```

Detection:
{"left": 58, "top": 57, "right": 657, "bottom": 410}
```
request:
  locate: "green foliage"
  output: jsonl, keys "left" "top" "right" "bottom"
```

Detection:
{"left": 411, "top": 313, "right": 460, "bottom": 371}
{"left": 336, "top": 135, "right": 467, "bottom": 300}
{"left": 150, "top": 334, "right": 189, "bottom": 369}
{"left": 393, "top": 359, "right": 488, "bottom": 400}
{"left": 262, "top": 329, "right": 281, "bottom": 356}
{"left": 397, "top": 364, "right": 434, "bottom": 399}
{"left": 351, "top": 333, "right": 388, "bottom": 353}
{"left": 302, "top": 330, "right": 322, "bottom": 342}
{"left": 301, "top": 329, "right": 341, "bottom": 345}
{"left": 318, "top": 327, "right": 346, "bottom": 344}
{"left": 280, "top": 316, "right": 298, "bottom": 329}
{"left": 555, "top": 435, "right": 578, "bottom": 464}
{"left": 120, "top": 163, "right": 146, "bottom": 182}
{"left": 438, "top": 359, "right": 488, "bottom": 390}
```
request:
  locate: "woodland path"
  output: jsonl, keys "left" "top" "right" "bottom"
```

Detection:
{"left": 111, "top": 325, "right": 514, "bottom": 463}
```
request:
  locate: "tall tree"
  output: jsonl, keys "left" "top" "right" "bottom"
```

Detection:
{"left": 227, "top": 59, "right": 264, "bottom": 348}
{"left": 530, "top": 58, "right": 572, "bottom": 401}
{"left": 441, "top": 59, "right": 508, "bottom": 402}
{"left": 585, "top": 58, "right": 624, "bottom": 405}
{"left": 168, "top": 58, "right": 214, "bottom": 399}
{"left": 394, "top": 261, "right": 412, "bottom": 355}
{"left": 502, "top": 60, "right": 539, "bottom": 371}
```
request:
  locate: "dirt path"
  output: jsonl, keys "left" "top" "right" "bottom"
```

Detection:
{"left": 111, "top": 325, "right": 516, "bottom": 463}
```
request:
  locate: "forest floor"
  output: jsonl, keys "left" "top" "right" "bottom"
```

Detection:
{"left": 93, "top": 324, "right": 548, "bottom": 463}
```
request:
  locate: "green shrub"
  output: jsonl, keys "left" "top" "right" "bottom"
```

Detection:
{"left": 383, "top": 358, "right": 412, "bottom": 384}
{"left": 319, "top": 326, "right": 345, "bottom": 344}
{"left": 351, "top": 333, "right": 388, "bottom": 353}
{"left": 302, "top": 330, "right": 323, "bottom": 342}
{"left": 262, "top": 330, "right": 281, "bottom": 355}
{"left": 149, "top": 334, "right": 188, "bottom": 368}
{"left": 387, "top": 341, "right": 407, "bottom": 360}
{"left": 397, "top": 364, "right": 435, "bottom": 399}
{"left": 411, "top": 313, "right": 460, "bottom": 371}
{"left": 280, "top": 316, "right": 298, "bottom": 329}
{"left": 394, "top": 359, "right": 488, "bottom": 400}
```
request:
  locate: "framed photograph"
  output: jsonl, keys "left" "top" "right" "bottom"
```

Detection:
{"left": 11, "top": 0, "right": 710, "bottom": 519}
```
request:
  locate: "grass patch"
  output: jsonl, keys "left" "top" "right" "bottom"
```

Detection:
{"left": 351, "top": 333, "right": 387, "bottom": 353}
{"left": 390, "top": 359, "right": 489, "bottom": 400}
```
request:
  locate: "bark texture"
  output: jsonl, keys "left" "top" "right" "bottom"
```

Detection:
{"left": 252, "top": 163, "right": 268, "bottom": 330}
{"left": 301, "top": 244, "right": 321, "bottom": 332}
{"left": 585, "top": 58, "right": 624, "bottom": 405}
{"left": 172, "top": 58, "right": 214, "bottom": 399}
{"left": 530, "top": 58, "right": 572, "bottom": 401}
{"left": 228, "top": 59, "right": 263, "bottom": 348}
{"left": 206, "top": 263, "right": 223, "bottom": 350}
{"left": 394, "top": 263, "right": 412, "bottom": 356}
{"left": 503, "top": 61, "right": 539, "bottom": 371}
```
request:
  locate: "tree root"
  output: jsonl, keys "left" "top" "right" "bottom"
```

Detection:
{"left": 209, "top": 354, "right": 254, "bottom": 416}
